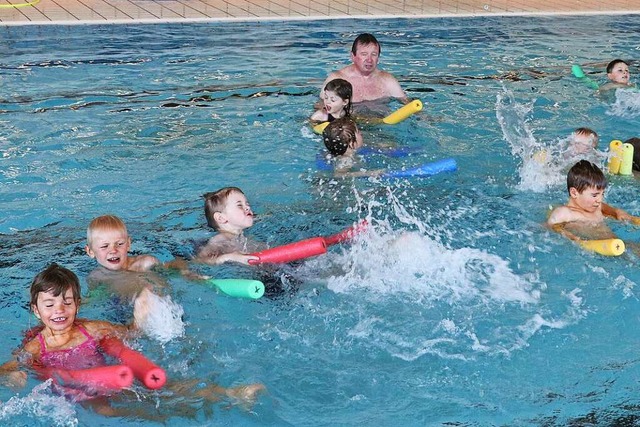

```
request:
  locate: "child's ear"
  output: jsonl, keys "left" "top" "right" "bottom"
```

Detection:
{"left": 213, "top": 212, "right": 227, "bottom": 225}
{"left": 569, "top": 187, "right": 579, "bottom": 198}
{"left": 32, "top": 305, "right": 41, "bottom": 320}
{"left": 85, "top": 245, "right": 95, "bottom": 258}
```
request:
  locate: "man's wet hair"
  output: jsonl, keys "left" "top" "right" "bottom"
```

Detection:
{"left": 351, "top": 33, "right": 380, "bottom": 55}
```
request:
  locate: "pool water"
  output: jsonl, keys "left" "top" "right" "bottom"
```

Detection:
{"left": 2, "top": 14, "right": 640, "bottom": 426}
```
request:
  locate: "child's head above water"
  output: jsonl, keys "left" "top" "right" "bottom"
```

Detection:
{"left": 322, "top": 78, "right": 353, "bottom": 119}
{"left": 569, "top": 127, "right": 599, "bottom": 154}
{"left": 203, "top": 187, "right": 253, "bottom": 233}
{"left": 85, "top": 215, "right": 131, "bottom": 271}
{"left": 567, "top": 159, "right": 607, "bottom": 194}
{"left": 30, "top": 262, "right": 81, "bottom": 310}
{"left": 606, "top": 59, "right": 630, "bottom": 85}
{"left": 322, "top": 117, "right": 361, "bottom": 157}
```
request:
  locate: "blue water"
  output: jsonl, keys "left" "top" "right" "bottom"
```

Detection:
{"left": 2, "top": 14, "right": 640, "bottom": 426}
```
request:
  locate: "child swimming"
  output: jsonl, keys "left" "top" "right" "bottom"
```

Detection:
{"left": 599, "top": 59, "right": 634, "bottom": 92}
{"left": 195, "top": 187, "right": 265, "bottom": 265}
{"left": 321, "top": 117, "right": 383, "bottom": 178}
{"left": 311, "top": 78, "right": 356, "bottom": 122}
{"left": 547, "top": 160, "right": 636, "bottom": 244}
{"left": 0, "top": 263, "right": 264, "bottom": 419}
{"left": 85, "top": 215, "right": 201, "bottom": 334}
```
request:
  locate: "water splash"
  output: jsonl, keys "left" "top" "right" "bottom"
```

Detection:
{"left": 607, "top": 88, "right": 640, "bottom": 118}
{"left": 134, "top": 289, "right": 185, "bottom": 344}
{"left": 0, "top": 381, "right": 78, "bottom": 426}
{"left": 495, "top": 89, "right": 565, "bottom": 192}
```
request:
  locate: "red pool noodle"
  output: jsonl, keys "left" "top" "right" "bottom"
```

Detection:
{"left": 100, "top": 337, "right": 167, "bottom": 390}
{"left": 323, "top": 220, "right": 368, "bottom": 246}
{"left": 248, "top": 236, "right": 327, "bottom": 265}
{"left": 44, "top": 365, "right": 134, "bottom": 391}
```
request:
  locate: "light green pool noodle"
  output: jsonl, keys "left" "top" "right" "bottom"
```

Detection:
{"left": 208, "top": 279, "right": 265, "bottom": 299}
{"left": 571, "top": 64, "right": 599, "bottom": 90}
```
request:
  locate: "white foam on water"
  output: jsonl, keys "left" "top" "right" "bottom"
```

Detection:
{"left": 327, "top": 229, "right": 540, "bottom": 306}
{"left": 0, "top": 380, "right": 78, "bottom": 426}
{"left": 607, "top": 88, "right": 640, "bottom": 118}
{"left": 495, "top": 88, "right": 606, "bottom": 193}
{"left": 134, "top": 290, "right": 185, "bottom": 344}
{"left": 297, "top": 185, "right": 590, "bottom": 359}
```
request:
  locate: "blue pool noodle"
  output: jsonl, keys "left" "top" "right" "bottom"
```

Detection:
{"left": 382, "top": 158, "right": 457, "bottom": 178}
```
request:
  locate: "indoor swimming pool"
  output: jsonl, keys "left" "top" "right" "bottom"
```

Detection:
{"left": 1, "top": 14, "right": 640, "bottom": 426}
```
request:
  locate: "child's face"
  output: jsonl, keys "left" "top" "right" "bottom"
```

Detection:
{"left": 33, "top": 287, "right": 78, "bottom": 332}
{"left": 217, "top": 191, "right": 254, "bottom": 232}
{"left": 323, "top": 90, "right": 349, "bottom": 117}
{"left": 607, "top": 62, "right": 630, "bottom": 84}
{"left": 570, "top": 185, "right": 604, "bottom": 213}
{"left": 85, "top": 228, "right": 131, "bottom": 271}
{"left": 570, "top": 133, "right": 597, "bottom": 154}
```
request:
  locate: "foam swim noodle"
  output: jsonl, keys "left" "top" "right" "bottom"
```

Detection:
{"left": 313, "top": 121, "right": 330, "bottom": 134}
{"left": 382, "top": 100, "right": 423, "bottom": 124}
{"left": 619, "top": 143, "right": 634, "bottom": 175}
{"left": 608, "top": 140, "right": 623, "bottom": 174}
{"left": 579, "top": 238, "right": 625, "bottom": 256}
{"left": 208, "top": 278, "right": 265, "bottom": 299}
{"left": 571, "top": 65, "right": 599, "bottom": 90}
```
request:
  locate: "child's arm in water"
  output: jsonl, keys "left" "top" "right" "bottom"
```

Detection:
{"left": 129, "top": 254, "right": 207, "bottom": 281}
{"left": 0, "top": 337, "right": 41, "bottom": 389}
{"left": 602, "top": 203, "right": 638, "bottom": 222}
{"left": 195, "top": 248, "right": 258, "bottom": 265}
{"left": 195, "top": 235, "right": 259, "bottom": 266}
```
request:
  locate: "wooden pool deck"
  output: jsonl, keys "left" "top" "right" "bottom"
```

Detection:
{"left": 0, "top": 0, "right": 639, "bottom": 25}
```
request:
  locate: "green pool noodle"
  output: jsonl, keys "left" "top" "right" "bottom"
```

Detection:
{"left": 208, "top": 279, "right": 265, "bottom": 299}
{"left": 571, "top": 64, "right": 599, "bottom": 90}
{"left": 571, "top": 64, "right": 585, "bottom": 78}
{"left": 619, "top": 143, "right": 634, "bottom": 175}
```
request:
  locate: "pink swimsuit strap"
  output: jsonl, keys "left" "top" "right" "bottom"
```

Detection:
{"left": 38, "top": 323, "right": 93, "bottom": 357}
{"left": 37, "top": 323, "right": 105, "bottom": 370}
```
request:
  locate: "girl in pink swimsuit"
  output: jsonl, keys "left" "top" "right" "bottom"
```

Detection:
{"left": 0, "top": 263, "right": 264, "bottom": 418}
{"left": 4, "top": 263, "right": 130, "bottom": 402}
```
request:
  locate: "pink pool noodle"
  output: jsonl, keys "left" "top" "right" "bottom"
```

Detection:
{"left": 45, "top": 365, "right": 134, "bottom": 391}
{"left": 100, "top": 337, "right": 167, "bottom": 390}
{"left": 323, "top": 220, "right": 368, "bottom": 246}
{"left": 248, "top": 237, "right": 327, "bottom": 265}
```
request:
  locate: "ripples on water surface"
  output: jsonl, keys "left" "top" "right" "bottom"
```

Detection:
{"left": 1, "top": 15, "right": 640, "bottom": 426}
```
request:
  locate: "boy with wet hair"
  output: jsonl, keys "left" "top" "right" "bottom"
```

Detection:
{"left": 547, "top": 160, "right": 634, "bottom": 242}
{"left": 196, "top": 187, "right": 262, "bottom": 265}
{"left": 85, "top": 214, "right": 198, "bottom": 328}
{"left": 600, "top": 59, "right": 633, "bottom": 91}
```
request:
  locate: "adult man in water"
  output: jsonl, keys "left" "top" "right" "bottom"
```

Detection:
{"left": 321, "top": 33, "right": 409, "bottom": 104}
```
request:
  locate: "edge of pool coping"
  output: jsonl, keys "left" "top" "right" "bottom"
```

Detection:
{"left": 1, "top": 10, "right": 640, "bottom": 26}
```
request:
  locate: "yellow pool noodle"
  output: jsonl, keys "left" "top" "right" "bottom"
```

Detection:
{"left": 579, "top": 238, "right": 625, "bottom": 256}
{"left": 619, "top": 143, "right": 634, "bottom": 175}
{"left": 313, "top": 121, "right": 330, "bottom": 134}
{"left": 608, "top": 140, "right": 623, "bottom": 174}
{"left": 382, "top": 100, "right": 423, "bottom": 125}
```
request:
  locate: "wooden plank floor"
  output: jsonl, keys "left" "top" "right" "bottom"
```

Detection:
{"left": 1, "top": 0, "right": 640, "bottom": 25}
